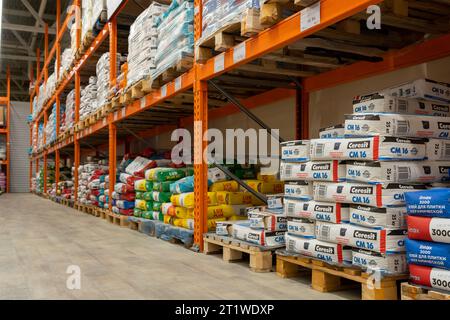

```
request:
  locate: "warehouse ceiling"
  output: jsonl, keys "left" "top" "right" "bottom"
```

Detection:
{"left": 0, "top": 0, "right": 72, "bottom": 101}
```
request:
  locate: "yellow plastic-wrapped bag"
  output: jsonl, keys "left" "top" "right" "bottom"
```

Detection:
{"left": 257, "top": 173, "right": 278, "bottom": 183}
{"left": 243, "top": 180, "right": 284, "bottom": 194}
{"left": 216, "top": 191, "right": 245, "bottom": 205}
{"left": 170, "top": 192, "right": 217, "bottom": 208}
{"left": 210, "top": 180, "right": 239, "bottom": 192}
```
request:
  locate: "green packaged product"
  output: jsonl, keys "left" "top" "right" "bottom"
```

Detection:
{"left": 152, "top": 202, "right": 162, "bottom": 212}
{"left": 234, "top": 168, "right": 256, "bottom": 179}
{"left": 153, "top": 181, "right": 171, "bottom": 192}
{"left": 135, "top": 199, "right": 153, "bottom": 211}
{"left": 135, "top": 191, "right": 144, "bottom": 200}
{"left": 133, "top": 208, "right": 143, "bottom": 217}
{"left": 142, "top": 192, "right": 153, "bottom": 202}
{"left": 145, "top": 168, "right": 186, "bottom": 182}
{"left": 152, "top": 191, "right": 172, "bottom": 203}
{"left": 183, "top": 167, "right": 194, "bottom": 176}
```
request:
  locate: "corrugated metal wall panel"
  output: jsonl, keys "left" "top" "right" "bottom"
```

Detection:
{"left": 10, "top": 101, "right": 30, "bottom": 193}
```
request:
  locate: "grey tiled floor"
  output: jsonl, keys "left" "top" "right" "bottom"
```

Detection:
{"left": 0, "top": 193, "right": 359, "bottom": 300}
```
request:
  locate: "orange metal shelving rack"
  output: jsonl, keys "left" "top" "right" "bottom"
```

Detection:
{"left": 1, "top": 66, "right": 11, "bottom": 193}
{"left": 29, "top": 0, "right": 450, "bottom": 251}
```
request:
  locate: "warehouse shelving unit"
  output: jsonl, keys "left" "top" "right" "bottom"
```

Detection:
{"left": 0, "top": 66, "right": 10, "bottom": 193}
{"left": 29, "top": 0, "right": 450, "bottom": 251}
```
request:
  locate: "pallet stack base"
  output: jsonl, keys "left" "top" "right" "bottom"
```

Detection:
{"left": 401, "top": 282, "right": 450, "bottom": 300}
{"left": 276, "top": 253, "right": 409, "bottom": 300}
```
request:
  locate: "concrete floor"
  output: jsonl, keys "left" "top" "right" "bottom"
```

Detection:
{"left": 0, "top": 193, "right": 359, "bottom": 300}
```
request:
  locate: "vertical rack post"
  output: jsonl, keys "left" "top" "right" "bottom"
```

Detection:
{"left": 109, "top": 18, "right": 118, "bottom": 90}
{"left": 193, "top": 0, "right": 208, "bottom": 251}
{"left": 108, "top": 123, "right": 117, "bottom": 210}
{"left": 6, "top": 66, "right": 10, "bottom": 193}
{"left": 44, "top": 23, "right": 49, "bottom": 85}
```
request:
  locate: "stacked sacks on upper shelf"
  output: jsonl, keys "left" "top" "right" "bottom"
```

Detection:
{"left": 200, "top": 0, "right": 260, "bottom": 43}
{"left": 404, "top": 189, "right": 450, "bottom": 292}
{"left": 127, "top": 2, "right": 168, "bottom": 88}
{"left": 152, "top": 0, "right": 194, "bottom": 80}
{"left": 96, "top": 53, "right": 121, "bottom": 110}
{"left": 80, "top": 77, "right": 98, "bottom": 120}
{"left": 61, "top": 89, "right": 75, "bottom": 133}
{"left": 58, "top": 48, "right": 74, "bottom": 82}
{"left": 45, "top": 104, "right": 57, "bottom": 146}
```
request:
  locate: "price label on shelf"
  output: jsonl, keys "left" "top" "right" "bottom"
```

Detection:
{"left": 175, "top": 77, "right": 182, "bottom": 91}
{"left": 233, "top": 43, "right": 246, "bottom": 63}
{"left": 140, "top": 97, "right": 146, "bottom": 109}
{"left": 214, "top": 53, "right": 225, "bottom": 73}
{"left": 161, "top": 85, "right": 167, "bottom": 98}
{"left": 300, "top": 1, "right": 321, "bottom": 32}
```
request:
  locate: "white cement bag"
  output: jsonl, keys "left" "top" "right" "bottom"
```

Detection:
{"left": 319, "top": 125, "right": 345, "bottom": 139}
{"left": 232, "top": 223, "right": 285, "bottom": 247}
{"left": 349, "top": 205, "right": 407, "bottom": 229}
{"left": 352, "top": 249, "right": 407, "bottom": 274}
{"left": 387, "top": 78, "right": 450, "bottom": 104}
{"left": 280, "top": 161, "right": 345, "bottom": 182}
{"left": 284, "top": 199, "right": 350, "bottom": 224}
{"left": 287, "top": 219, "right": 315, "bottom": 238}
{"left": 425, "top": 138, "right": 450, "bottom": 161}
{"left": 285, "top": 233, "right": 352, "bottom": 264}
{"left": 315, "top": 222, "right": 407, "bottom": 253}
{"left": 284, "top": 181, "right": 313, "bottom": 201}
{"left": 353, "top": 92, "right": 450, "bottom": 116}
{"left": 345, "top": 113, "right": 450, "bottom": 139}
{"left": 310, "top": 137, "right": 426, "bottom": 161}
{"left": 281, "top": 140, "right": 310, "bottom": 162}
{"left": 312, "top": 181, "right": 427, "bottom": 207}
{"left": 345, "top": 161, "right": 450, "bottom": 184}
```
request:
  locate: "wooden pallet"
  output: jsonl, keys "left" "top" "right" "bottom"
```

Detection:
{"left": 401, "top": 282, "right": 450, "bottom": 300}
{"left": 149, "top": 55, "right": 194, "bottom": 90}
{"left": 120, "top": 91, "right": 132, "bottom": 106}
{"left": 105, "top": 211, "right": 130, "bottom": 227}
{"left": 130, "top": 77, "right": 153, "bottom": 100}
{"left": 203, "top": 233, "right": 283, "bottom": 273}
{"left": 276, "top": 252, "right": 408, "bottom": 300}
{"left": 196, "top": 8, "right": 264, "bottom": 63}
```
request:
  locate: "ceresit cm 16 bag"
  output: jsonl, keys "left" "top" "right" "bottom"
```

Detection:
{"left": 345, "top": 161, "right": 450, "bottom": 184}
{"left": 315, "top": 222, "right": 407, "bottom": 253}
{"left": 405, "top": 188, "right": 450, "bottom": 218}
{"left": 349, "top": 205, "right": 407, "bottom": 229}
{"left": 310, "top": 137, "right": 426, "bottom": 161}
{"left": 280, "top": 161, "right": 345, "bottom": 182}
{"left": 284, "top": 199, "right": 350, "bottom": 224}
{"left": 313, "top": 181, "right": 427, "bottom": 207}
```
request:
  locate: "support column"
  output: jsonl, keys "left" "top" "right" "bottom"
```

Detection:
{"left": 193, "top": 79, "right": 208, "bottom": 251}
{"left": 109, "top": 18, "right": 117, "bottom": 89}
{"left": 108, "top": 123, "right": 117, "bottom": 210}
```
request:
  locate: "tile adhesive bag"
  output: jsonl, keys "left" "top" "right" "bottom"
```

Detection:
{"left": 313, "top": 181, "right": 427, "bottom": 207}
{"left": 285, "top": 199, "right": 350, "bottom": 224}
{"left": 280, "top": 161, "right": 345, "bottom": 182}
{"left": 407, "top": 216, "right": 450, "bottom": 244}
{"left": 405, "top": 239, "right": 450, "bottom": 270}
{"left": 405, "top": 188, "right": 450, "bottom": 218}
{"left": 409, "top": 264, "right": 450, "bottom": 292}
{"left": 349, "top": 205, "right": 407, "bottom": 229}
{"left": 310, "top": 137, "right": 426, "bottom": 161}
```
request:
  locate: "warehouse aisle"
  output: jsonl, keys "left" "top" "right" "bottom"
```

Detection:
{"left": 0, "top": 194, "right": 359, "bottom": 300}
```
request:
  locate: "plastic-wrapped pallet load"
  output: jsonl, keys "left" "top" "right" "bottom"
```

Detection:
{"left": 127, "top": 2, "right": 167, "bottom": 87}
{"left": 45, "top": 104, "right": 57, "bottom": 146}
{"left": 405, "top": 188, "right": 450, "bottom": 292}
{"left": 96, "top": 53, "right": 121, "bottom": 110}
{"left": 58, "top": 48, "right": 74, "bottom": 81}
{"left": 152, "top": 0, "right": 194, "bottom": 80}
{"left": 62, "top": 89, "right": 75, "bottom": 133}
{"left": 199, "top": 0, "right": 260, "bottom": 43}
{"left": 80, "top": 77, "right": 97, "bottom": 120}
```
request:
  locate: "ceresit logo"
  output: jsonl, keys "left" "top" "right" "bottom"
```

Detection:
{"left": 350, "top": 186, "right": 373, "bottom": 194}
{"left": 353, "top": 230, "right": 378, "bottom": 240}
{"left": 315, "top": 245, "right": 335, "bottom": 254}
{"left": 348, "top": 141, "right": 371, "bottom": 149}
{"left": 314, "top": 205, "right": 333, "bottom": 213}
{"left": 311, "top": 163, "right": 331, "bottom": 171}
{"left": 438, "top": 122, "right": 450, "bottom": 130}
